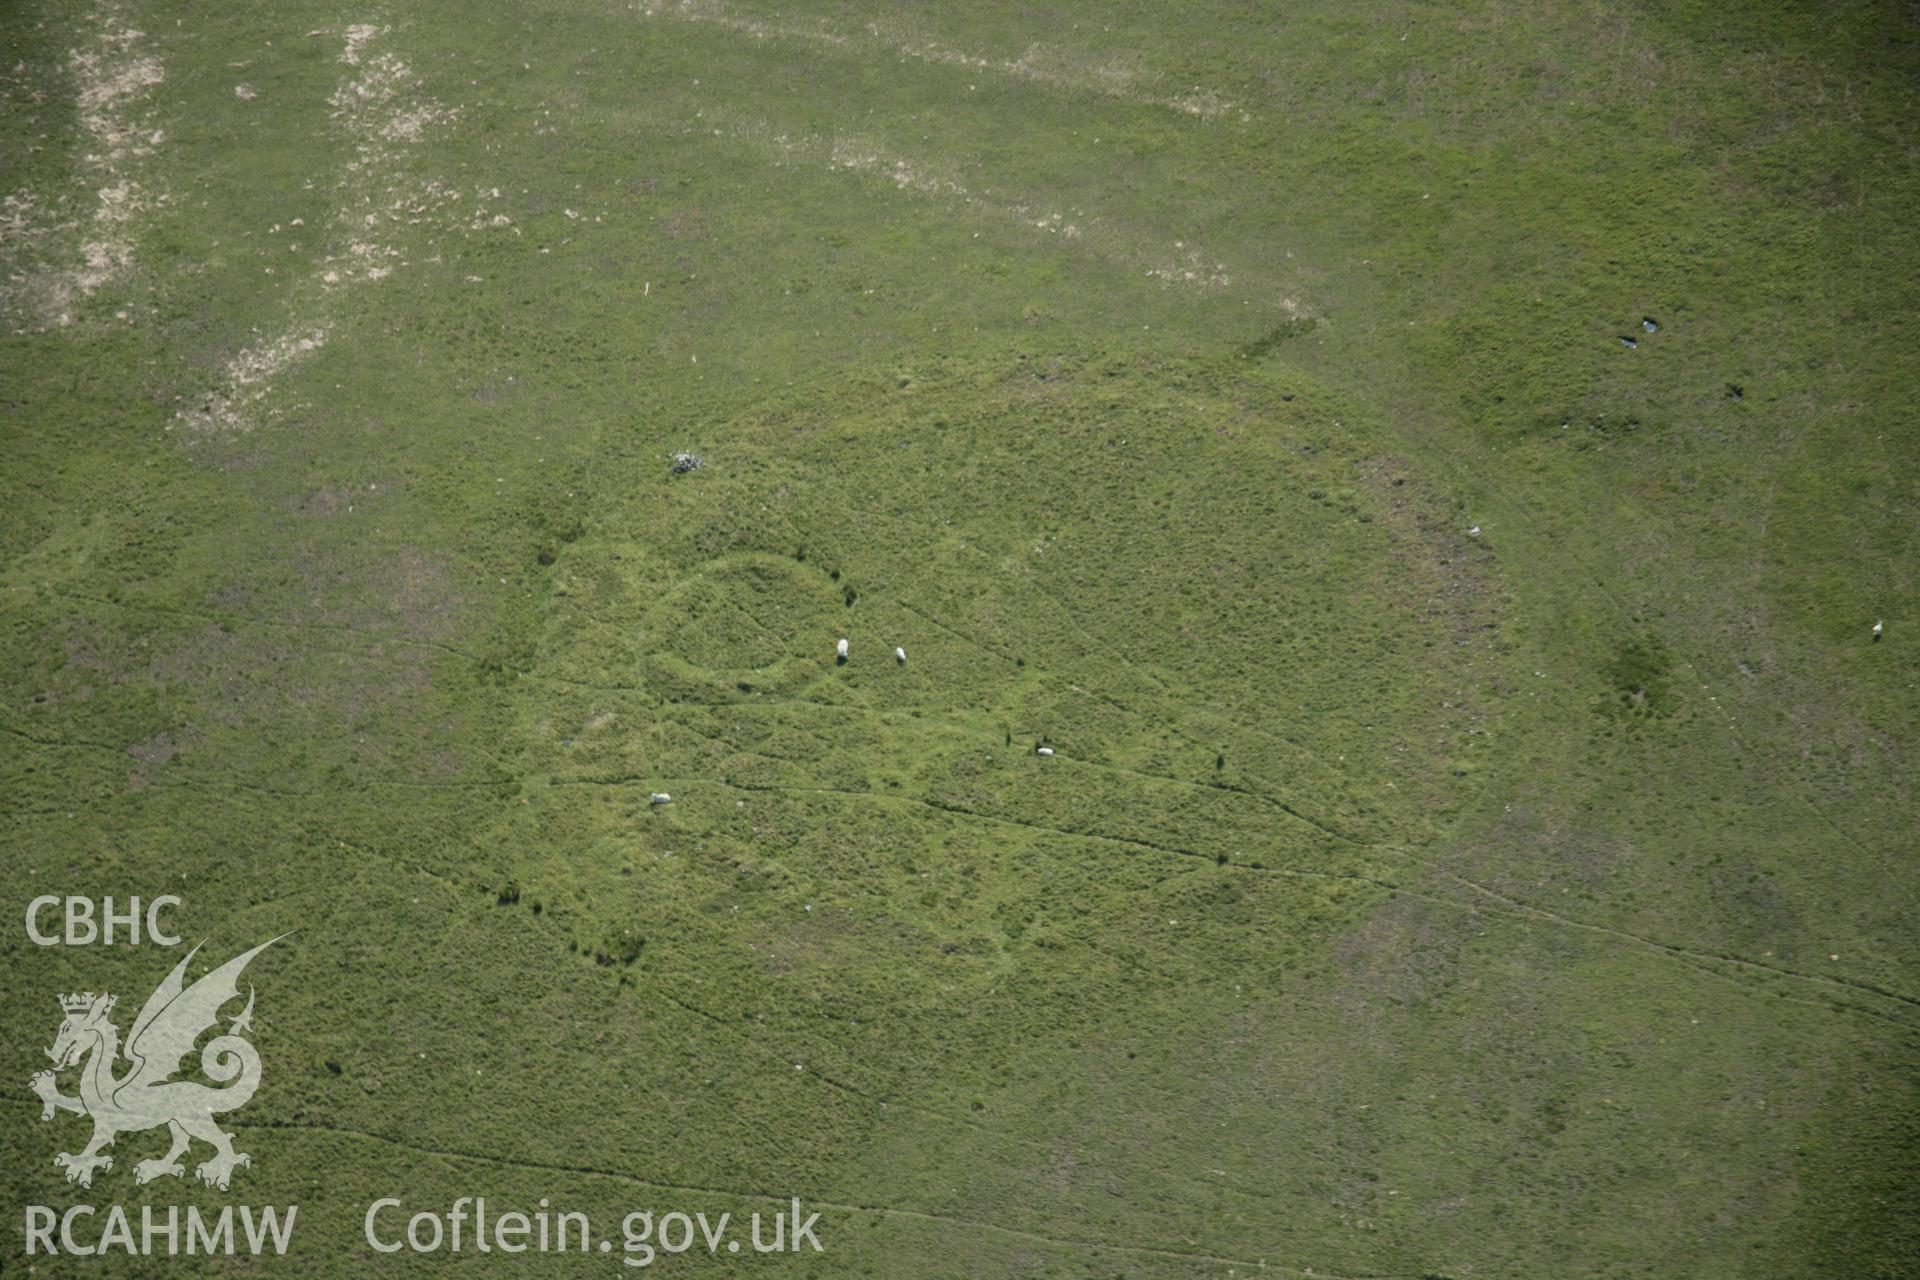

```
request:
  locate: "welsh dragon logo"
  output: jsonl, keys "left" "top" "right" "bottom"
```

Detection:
{"left": 28, "top": 937, "right": 282, "bottom": 1191}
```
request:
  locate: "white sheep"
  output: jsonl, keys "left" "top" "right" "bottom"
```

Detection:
{"left": 1036, "top": 746, "right": 1054, "bottom": 757}
{"left": 1872, "top": 620, "right": 1883, "bottom": 640}
{"left": 836, "top": 638, "right": 849, "bottom": 660}
{"left": 895, "top": 646, "right": 906, "bottom": 664}
{"left": 649, "top": 792, "right": 672, "bottom": 805}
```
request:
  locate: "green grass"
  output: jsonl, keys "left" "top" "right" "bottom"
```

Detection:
{"left": 2, "top": 0, "right": 1916, "bottom": 1276}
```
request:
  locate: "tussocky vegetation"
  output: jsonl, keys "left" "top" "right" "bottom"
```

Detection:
{"left": 2, "top": 0, "right": 1916, "bottom": 1276}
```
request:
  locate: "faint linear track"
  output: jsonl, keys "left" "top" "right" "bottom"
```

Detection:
{"left": 21, "top": 591, "right": 1915, "bottom": 1025}
{"left": 297, "top": 817, "right": 1061, "bottom": 1156}
{"left": 215, "top": 1114, "right": 1410, "bottom": 1279}
{"left": 558, "top": 771, "right": 1920, "bottom": 1032}
{"left": 632, "top": 0, "right": 1245, "bottom": 121}
{"left": 573, "top": 688, "right": 1920, "bottom": 1025}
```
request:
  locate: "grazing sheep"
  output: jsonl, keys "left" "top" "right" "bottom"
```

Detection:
{"left": 649, "top": 792, "right": 672, "bottom": 805}
{"left": 836, "top": 638, "right": 849, "bottom": 662}
{"left": 895, "top": 646, "right": 906, "bottom": 664}
{"left": 1872, "top": 620, "right": 1883, "bottom": 641}
{"left": 1467, "top": 525, "right": 1482, "bottom": 538}
{"left": 1036, "top": 746, "right": 1055, "bottom": 757}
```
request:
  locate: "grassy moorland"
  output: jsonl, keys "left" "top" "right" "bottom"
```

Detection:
{"left": 1, "top": 1, "right": 1915, "bottom": 1276}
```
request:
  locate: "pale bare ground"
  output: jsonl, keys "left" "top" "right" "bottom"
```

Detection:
{"left": 692, "top": 111, "right": 1289, "bottom": 304}
{"left": 627, "top": 0, "right": 1272, "bottom": 301}
{"left": 178, "top": 23, "right": 505, "bottom": 434}
{"left": 0, "top": 2, "right": 168, "bottom": 329}
{"left": 70, "top": 20, "right": 165, "bottom": 301}
{"left": 633, "top": 0, "right": 1247, "bottom": 120}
